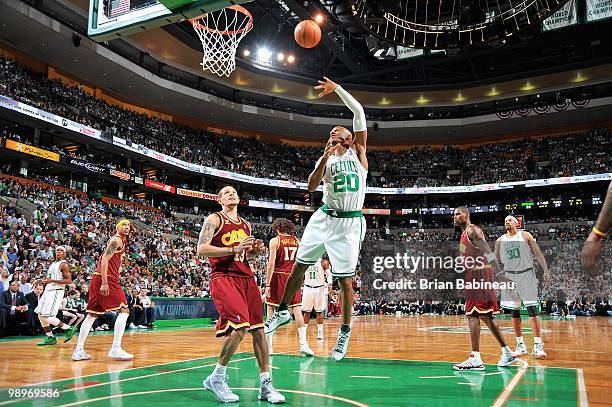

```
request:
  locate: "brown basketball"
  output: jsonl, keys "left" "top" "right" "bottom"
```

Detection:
{"left": 294, "top": 20, "right": 321, "bottom": 49}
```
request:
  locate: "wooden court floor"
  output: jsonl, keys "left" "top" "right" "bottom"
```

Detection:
{"left": 0, "top": 315, "right": 609, "bottom": 406}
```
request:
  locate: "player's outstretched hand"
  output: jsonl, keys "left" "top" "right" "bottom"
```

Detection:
{"left": 315, "top": 76, "right": 338, "bottom": 98}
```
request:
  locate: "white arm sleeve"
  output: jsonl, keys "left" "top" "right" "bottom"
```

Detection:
{"left": 334, "top": 85, "right": 367, "bottom": 132}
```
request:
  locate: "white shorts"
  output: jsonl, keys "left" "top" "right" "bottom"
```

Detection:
{"left": 35, "top": 289, "right": 65, "bottom": 317}
{"left": 500, "top": 269, "right": 539, "bottom": 310}
{"left": 296, "top": 209, "right": 366, "bottom": 278}
{"left": 302, "top": 285, "right": 327, "bottom": 313}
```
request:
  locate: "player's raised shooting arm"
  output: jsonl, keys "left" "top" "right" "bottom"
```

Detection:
{"left": 524, "top": 231, "right": 549, "bottom": 276}
{"left": 265, "top": 237, "right": 279, "bottom": 287}
{"left": 197, "top": 214, "right": 234, "bottom": 258}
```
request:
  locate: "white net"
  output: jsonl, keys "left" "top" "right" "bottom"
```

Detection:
{"left": 191, "top": 5, "right": 253, "bottom": 77}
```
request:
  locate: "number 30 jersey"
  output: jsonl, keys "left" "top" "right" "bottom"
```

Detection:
{"left": 322, "top": 147, "right": 367, "bottom": 212}
{"left": 499, "top": 230, "right": 533, "bottom": 272}
{"left": 274, "top": 234, "right": 299, "bottom": 274}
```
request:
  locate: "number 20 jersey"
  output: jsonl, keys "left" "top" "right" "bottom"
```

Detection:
{"left": 322, "top": 148, "right": 367, "bottom": 212}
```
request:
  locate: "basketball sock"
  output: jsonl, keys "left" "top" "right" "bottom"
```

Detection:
{"left": 260, "top": 371, "right": 270, "bottom": 382}
{"left": 213, "top": 363, "right": 227, "bottom": 375}
{"left": 340, "top": 323, "right": 350, "bottom": 333}
{"left": 317, "top": 324, "right": 323, "bottom": 334}
{"left": 111, "top": 313, "right": 128, "bottom": 350}
{"left": 297, "top": 327, "right": 307, "bottom": 345}
{"left": 76, "top": 315, "right": 96, "bottom": 350}
{"left": 266, "top": 333, "right": 273, "bottom": 348}
{"left": 534, "top": 336, "right": 542, "bottom": 344}
{"left": 516, "top": 336, "right": 525, "bottom": 345}
{"left": 502, "top": 346, "right": 513, "bottom": 355}
{"left": 470, "top": 351, "right": 481, "bottom": 360}
{"left": 278, "top": 303, "right": 288, "bottom": 312}
{"left": 46, "top": 331, "right": 54, "bottom": 337}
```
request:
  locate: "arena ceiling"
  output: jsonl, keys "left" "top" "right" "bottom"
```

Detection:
{"left": 2, "top": 0, "right": 612, "bottom": 144}
{"left": 168, "top": 0, "right": 612, "bottom": 89}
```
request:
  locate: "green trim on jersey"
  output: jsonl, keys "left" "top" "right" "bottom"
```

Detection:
{"left": 319, "top": 204, "right": 363, "bottom": 218}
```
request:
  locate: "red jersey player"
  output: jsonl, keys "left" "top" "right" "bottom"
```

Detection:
{"left": 265, "top": 218, "right": 313, "bottom": 356}
{"left": 72, "top": 219, "right": 132, "bottom": 361}
{"left": 452, "top": 207, "right": 519, "bottom": 371}
{"left": 197, "top": 186, "right": 284, "bottom": 404}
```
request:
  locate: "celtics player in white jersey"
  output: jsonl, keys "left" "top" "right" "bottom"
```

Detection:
{"left": 265, "top": 76, "right": 367, "bottom": 361}
{"left": 495, "top": 215, "right": 550, "bottom": 358}
{"left": 35, "top": 246, "right": 79, "bottom": 346}
{"left": 302, "top": 258, "right": 332, "bottom": 340}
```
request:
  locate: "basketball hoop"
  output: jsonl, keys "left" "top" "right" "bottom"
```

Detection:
{"left": 190, "top": 5, "right": 253, "bottom": 77}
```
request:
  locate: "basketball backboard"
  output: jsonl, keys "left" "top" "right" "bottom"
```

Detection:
{"left": 88, "top": 0, "right": 250, "bottom": 41}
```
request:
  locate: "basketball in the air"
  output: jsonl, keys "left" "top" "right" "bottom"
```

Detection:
{"left": 294, "top": 20, "right": 321, "bottom": 48}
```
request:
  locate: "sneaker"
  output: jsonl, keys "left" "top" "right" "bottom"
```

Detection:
{"left": 72, "top": 349, "right": 92, "bottom": 361}
{"left": 300, "top": 343, "right": 314, "bottom": 357}
{"left": 514, "top": 343, "right": 528, "bottom": 356}
{"left": 203, "top": 373, "right": 239, "bottom": 403}
{"left": 108, "top": 348, "right": 133, "bottom": 360}
{"left": 331, "top": 327, "right": 351, "bottom": 362}
{"left": 497, "top": 351, "right": 519, "bottom": 367}
{"left": 264, "top": 310, "right": 291, "bottom": 334}
{"left": 129, "top": 323, "right": 137, "bottom": 329}
{"left": 64, "top": 326, "right": 79, "bottom": 343}
{"left": 258, "top": 378, "right": 285, "bottom": 404}
{"left": 137, "top": 325, "right": 147, "bottom": 329}
{"left": 94, "top": 326, "right": 104, "bottom": 331}
{"left": 453, "top": 354, "right": 485, "bottom": 371}
{"left": 531, "top": 343, "right": 547, "bottom": 358}
{"left": 37, "top": 336, "right": 57, "bottom": 346}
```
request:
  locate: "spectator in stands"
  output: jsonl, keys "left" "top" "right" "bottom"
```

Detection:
{"left": 138, "top": 288, "right": 156, "bottom": 328}
{"left": 25, "top": 280, "right": 44, "bottom": 335}
{"left": 0, "top": 280, "right": 29, "bottom": 336}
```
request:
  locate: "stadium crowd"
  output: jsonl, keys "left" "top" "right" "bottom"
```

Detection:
{"left": 1, "top": 58, "right": 610, "bottom": 187}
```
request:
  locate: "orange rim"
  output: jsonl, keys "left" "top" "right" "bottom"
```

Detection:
{"left": 190, "top": 5, "right": 253, "bottom": 35}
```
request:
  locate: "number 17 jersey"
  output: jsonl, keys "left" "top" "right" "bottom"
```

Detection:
{"left": 275, "top": 234, "right": 299, "bottom": 274}
{"left": 323, "top": 148, "right": 367, "bottom": 212}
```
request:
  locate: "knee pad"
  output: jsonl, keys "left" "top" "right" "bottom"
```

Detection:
{"left": 526, "top": 306, "right": 539, "bottom": 317}
{"left": 510, "top": 309, "right": 521, "bottom": 318}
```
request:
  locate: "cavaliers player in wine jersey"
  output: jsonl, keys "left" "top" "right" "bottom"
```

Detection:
{"left": 72, "top": 220, "right": 132, "bottom": 361}
{"left": 197, "top": 186, "right": 284, "bottom": 404}
{"left": 265, "top": 218, "right": 314, "bottom": 357}
{"left": 452, "top": 207, "right": 519, "bottom": 371}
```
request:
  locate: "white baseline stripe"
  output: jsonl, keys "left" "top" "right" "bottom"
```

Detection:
{"left": 350, "top": 375, "right": 390, "bottom": 379}
{"left": 577, "top": 368, "right": 588, "bottom": 407}
{"left": 294, "top": 371, "right": 325, "bottom": 376}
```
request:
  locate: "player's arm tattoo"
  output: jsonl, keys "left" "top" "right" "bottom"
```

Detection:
{"left": 198, "top": 218, "right": 217, "bottom": 246}
{"left": 104, "top": 239, "right": 119, "bottom": 257}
